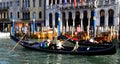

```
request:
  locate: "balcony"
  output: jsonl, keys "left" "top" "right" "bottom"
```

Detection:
{"left": 20, "top": 7, "right": 31, "bottom": 12}
{"left": 21, "top": 18, "right": 30, "bottom": 21}
{"left": 0, "top": 7, "right": 9, "bottom": 11}
{"left": 46, "top": 0, "right": 117, "bottom": 10}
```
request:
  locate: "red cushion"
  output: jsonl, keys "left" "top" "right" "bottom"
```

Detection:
{"left": 71, "top": 38, "right": 78, "bottom": 41}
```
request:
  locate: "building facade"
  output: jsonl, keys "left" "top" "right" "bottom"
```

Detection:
{"left": 0, "top": 0, "right": 9, "bottom": 21}
{"left": 0, "top": 0, "right": 11, "bottom": 31}
{"left": 0, "top": 0, "right": 45, "bottom": 32}
{"left": 46, "top": 0, "right": 120, "bottom": 31}
{"left": 0, "top": 0, "right": 45, "bottom": 23}
{"left": 19, "top": 0, "right": 45, "bottom": 22}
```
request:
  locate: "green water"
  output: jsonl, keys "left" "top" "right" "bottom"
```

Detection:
{"left": 0, "top": 39, "right": 120, "bottom": 64}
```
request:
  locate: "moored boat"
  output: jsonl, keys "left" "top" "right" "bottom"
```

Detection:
{"left": 58, "top": 35, "right": 113, "bottom": 47}
{"left": 10, "top": 35, "right": 116, "bottom": 55}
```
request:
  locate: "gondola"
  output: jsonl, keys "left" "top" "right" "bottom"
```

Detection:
{"left": 58, "top": 35, "right": 114, "bottom": 47}
{"left": 10, "top": 35, "right": 116, "bottom": 55}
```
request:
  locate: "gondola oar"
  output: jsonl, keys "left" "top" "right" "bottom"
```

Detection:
{"left": 11, "top": 34, "right": 26, "bottom": 51}
{"left": 62, "top": 36, "right": 73, "bottom": 43}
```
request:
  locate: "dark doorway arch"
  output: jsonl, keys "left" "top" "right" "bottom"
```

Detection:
{"left": 68, "top": 12, "right": 73, "bottom": 26}
{"left": 90, "top": 11, "right": 94, "bottom": 26}
{"left": 108, "top": 9, "right": 114, "bottom": 26}
{"left": 100, "top": 10, "right": 105, "bottom": 26}
{"left": 49, "top": 0, "right": 51, "bottom": 5}
{"left": 75, "top": 11, "right": 80, "bottom": 27}
{"left": 55, "top": 13, "right": 58, "bottom": 27}
{"left": 83, "top": 11, "right": 88, "bottom": 31}
{"left": 49, "top": 13, "right": 53, "bottom": 28}
{"left": 53, "top": 0, "right": 55, "bottom": 5}
{"left": 62, "top": 12, "right": 66, "bottom": 27}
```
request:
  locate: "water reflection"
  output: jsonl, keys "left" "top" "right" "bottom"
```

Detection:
{"left": 45, "top": 54, "right": 63, "bottom": 64}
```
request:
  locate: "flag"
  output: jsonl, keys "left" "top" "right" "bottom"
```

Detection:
{"left": 64, "top": 0, "right": 67, "bottom": 5}
{"left": 74, "top": 0, "right": 76, "bottom": 7}
{"left": 81, "top": 0, "right": 84, "bottom": 6}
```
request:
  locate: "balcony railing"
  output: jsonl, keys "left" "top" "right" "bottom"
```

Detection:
{"left": 46, "top": 0, "right": 117, "bottom": 9}
{"left": 20, "top": 7, "right": 31, "bottom": 12}
{"left": 0, "top": 7, "right": 9, "bottom": 11}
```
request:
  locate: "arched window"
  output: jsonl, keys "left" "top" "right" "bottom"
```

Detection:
{"left": 108, "top": 9, "right": 114, "bottom": 26}
{"left": 49, "top": 13, "right": 53, "bottom": 28}
{"left": 100, "top": 10, "right": 105, "bottom": 26}
{"left": 49, "top": 0, "right": 51, "bottom": 5}
{"left": 39, "top": 11, "right": 42, "bottom": 19}
{"left": 53, "top": 0, "right": 55, "bottom": 4}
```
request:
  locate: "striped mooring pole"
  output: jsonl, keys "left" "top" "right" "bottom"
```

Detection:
{"left": 93, "top": 9, "right": 96, "bottom": 37}
{"left": 58, "top": 12, "right": 61, "bottom": 36}
{"left": 12, "top": 16, "right": 15, "bottom": 36}
{"left": 32, "top": 14, "right": 36, "bottom": 34}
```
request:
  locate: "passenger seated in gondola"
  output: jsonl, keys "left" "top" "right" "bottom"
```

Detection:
{"left": 76, "top": 24, "right": 81, "bottom": 34}
{"left": 46, "top": 39, "right": 56, "bottom": 49}
{"left": 56, "top": 40, "right": 64, "bottom": 50}
{"left": 82, "top": 32, "right": 90, "bottom": 40}
{"left": 71, "top": 32, "right": 79, "bottom": 41}
{"left": 39, "top": 40, "right": 48, "bottom": 48}
{"left": 46, "top": 39, "right": 51, "bottom": 46}
{"left": 89, "top": 38, "right": 99, "bottom": 44}
{"left": 72, "top": 41, "right": 79, "bottom": 52}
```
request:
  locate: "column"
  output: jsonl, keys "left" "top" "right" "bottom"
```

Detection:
{"left": 55, "top": 0, "right": 57, "bottom": 4}
{"left": 80, "top": 11, "right": 84, "bottom": 31}
{"left": 0, "top": 13, "right": 1, "bottom": 19}
{"left": 1, "top": 13, "right": 4, "bottom": 18}
{"left": 96, "top": 10, "right": 100, "bottom": 26}
{"left": 87, "top": 11, "right": 91, "bottom": 36}
{"left": 114, "top": 2, "right": 119, "bottom": 30}
{"left": 72, "top": 12, "right": 75, "bottom": 27}
{"left": 66, "top": 19, "right": 68, "bottom": 32}
{"left": 50, "top": 0, "right": 53, "bottom": 6}
{"left": 105, "top": 10, "right": 108, "bottom": 26}
{"left": 46, "top": 12, "right": 49, "bottom": 27}
{"left": 6, "top": 12, "right": 7, "bottom": 19}
{"left": 87, "top": 11, "right": 91, "bottom": 26}
{"left": 46, "top": 0, "right": 49, "bottom": 6}
{"left": 72, "top": 11, "right": 75, "bottom": 36}
{"left": 109, "top": 0, "right": 111, "bottom": 4}
{"left": 53, "top": 12, "right": 55, "bottom": 27}
{"left": 66, "top": 12, "right": 69, "bottom": 32}
{"left": 70, "top": 0, "right": 72, "bottom": 3}
{"left": 60, "top": 0, "right": 62, "bottom": 4}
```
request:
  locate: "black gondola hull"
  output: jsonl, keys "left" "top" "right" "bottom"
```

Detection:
{"left": 11, "top": 35, "right": 116, "bottom": 55}
{"left": 58, "top": 35, "right": 114, "bottom": 47}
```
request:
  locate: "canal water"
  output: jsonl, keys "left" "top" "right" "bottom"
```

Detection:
{"left": 0, "top": 39, "right": 120, "bottom": 64}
